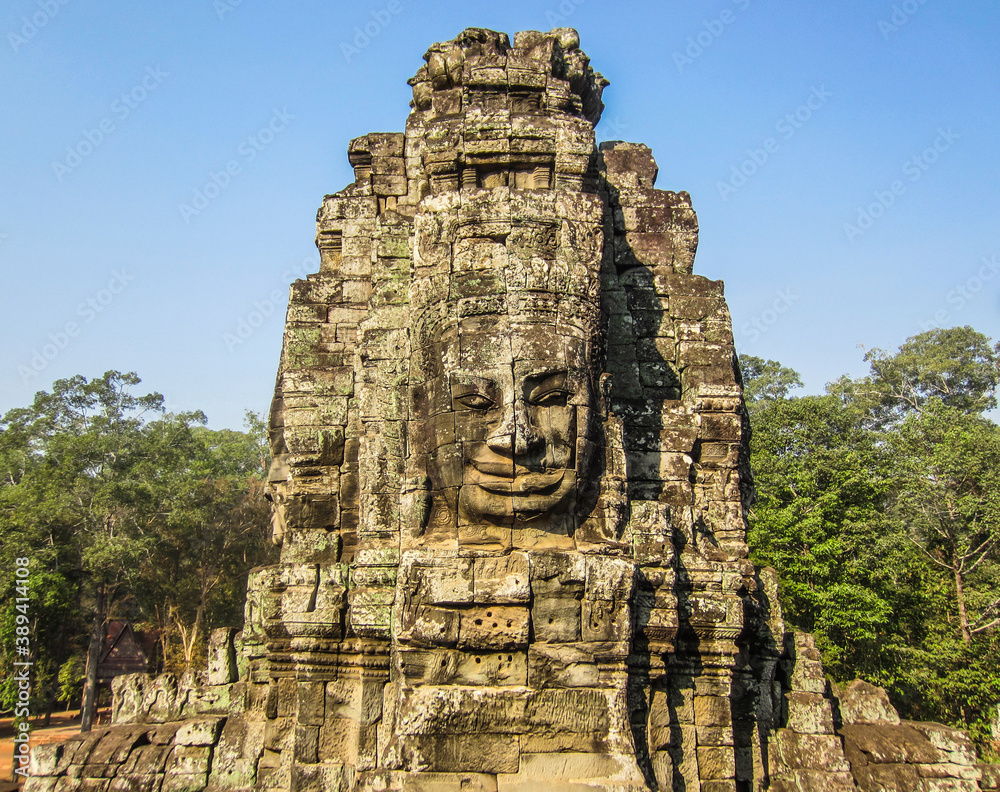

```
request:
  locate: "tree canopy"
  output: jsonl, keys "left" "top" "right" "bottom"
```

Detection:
{"left": 743, "top": 327, "right": 1000, "bottom": 751}
{"left": 0, "top": 372, "right": 273, "bottom": 728}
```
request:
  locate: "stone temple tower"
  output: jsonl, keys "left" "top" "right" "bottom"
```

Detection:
{"left": 28, "top": 26, "right": 991, "bottom": 792}
{"left": 260, "top": 24, "right": 761, "bottom": 790}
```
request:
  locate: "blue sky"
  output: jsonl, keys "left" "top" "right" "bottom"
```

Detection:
{"left": 2, "top": 0, "right": 998, "bottom": 429}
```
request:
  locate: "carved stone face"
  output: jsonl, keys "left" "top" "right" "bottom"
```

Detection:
{"left": 427, "top": 312, "right": 595, "bottom": 530}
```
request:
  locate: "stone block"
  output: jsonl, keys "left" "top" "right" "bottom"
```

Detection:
{"left": 980, "top": 763, "right": 1000, "bottom": 790}
{"left": 841, "top": 723, "right": 943, "bottom": 765}
{"left": 458, "top": 605, "right": 530, "bottom": 649}
{"left": 581, "top": 599, "right": 629, "bottom": 642}
{"left": 289, "top": 762, "right": 351, "bottom": 792}
{"left": 773, "top": 730, "right": 850, "bottom": 772}
{"left": 853, "top": 762, "right": 923, "bottom": 791}
{"left": 22, "top": 779, "right": 59, "bottom": 792}
{"left": 416, "top": 558, "right": 475, "bottom": 604}
{"left": 908, "top": 721, "right": 977, "bottom": 765}
{"left": 397, "top": 686, "right": 528, "bottom": 736}
{"left": 29, "top": 743, "right": 64, "bottom": 777}
{"left": 528, "top": 644, "right": 600, "bottom": 688}
{"left": 696, "top": 725, "right": 735, "bottom": 747}
{"left": 174, "top": 717, "right": 223, "bottom": 746}
{"left": 207, "top": 716, "right": 263, "bottom": 788}
{"left": 584, "top": 556, "right": 635, "bottom": 600}
{"left": 693, "top": 696, "right": 733, "bottom": 728}
{"left": 514, "top": 751, "right": 637, "bottom": 780}
{"left": 108, "top": 779, "right": 157, "bottom": 792}
{"left": 532, "top": 594, "right": 581, "bottom": 643}
{"left": 404, "top": 733, "right": 520, "bottom": 774}
{"left": 161, "top": 772, "right": 208, "bottom": 792}
{"left": 697, "top": 746, "right": 736, "bottom": 780}
{"left": 525, "top": 689, "right": 610, "bottom": 734}
{"left": 473, "top": 552, "right": 530, "bottom": 602}
{"left": 788, "top": 661, "right": 827, "bottom": 697}
{"left": 379, "top": 771, "right": 499, "bottom": 791}
{"left": 403, "top": 605, "right": 461, "bottom": 645}
{"left": 836, "top": 679, "right": 901, "bottom": 725}
{"left": 167, "top": 745, "right": 211, "bottom": 776}
{"left": 783, "top": 691, "right": 835, "bottom": 734}
{"left": 921, "top": 780, "right": 981, "bottom": 792}
{"left": 701, "top": 783, "right": 738, "bottom": 792}
{"left": 454, "top": 650, "right": 528, "bottom": 686}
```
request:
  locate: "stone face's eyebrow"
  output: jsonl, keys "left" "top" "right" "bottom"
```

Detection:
{"left": 523, "top": 365, "right": 567, "bottom": 379}
{"left": 448, "top": 373, "right": 497, "bottom": 391}
{"left": 449, "top": 374, "right": 501, "bottom": 407}
{"left": 513, "top": 363, "right": 592, "bottom": 385}
{"left": 513, "top": 360, "right": 568, "bottom": 378}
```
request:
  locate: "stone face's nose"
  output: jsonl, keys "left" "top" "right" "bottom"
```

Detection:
{"left": 486, "top": 398, "right": 541, "bottom": 460}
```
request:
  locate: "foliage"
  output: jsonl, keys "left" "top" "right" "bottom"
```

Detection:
{"left": 139, "top": 420, "right": 272, "bottom": 673}
{"left": 57, "top": 655, "right": 85, "bottom": 705}
{"left": 0, "top": 372, "right": 272, "bottom": 719}
{"left": 739, "top": 355, "right": 803, "bottom": 408}
{"left": 742, "top": 327, "right": 1000, "bottom": 751}
{"left": 889, "top": 402, "right": 1000, "bottom": 643}
{"left": 857, "top": 326, "right": 1000, "bottom": 422}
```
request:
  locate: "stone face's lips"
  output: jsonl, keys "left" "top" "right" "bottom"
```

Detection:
{"left": 469, "top": 461, "right": 516, "bottom": 477}
{"left": 470, "top": 467, "right": 566, "bottom": 495}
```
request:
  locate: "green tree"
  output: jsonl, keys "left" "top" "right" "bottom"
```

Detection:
{"left": 858, "top": 326, "right": 1000, "bottom": 422}
{"left": 743, "top": 327, "right": 1000, "bottom": 750}
{"left": 889, "top": 402, "right": 1000, "bottom": 644}
{"left": 746, "top": 387, "right": 929, "bottom": 684}
{"left": 739, "top": 355, "right": 803, "bottom": 408}
{"left": 0, "top": 372, "right": 205, "bottom": 731}
{"left": 140, "top": 419, "right": 272, "bottom": 672}
{"left": 0, "top": 416, "right": 82, "bottom": 723}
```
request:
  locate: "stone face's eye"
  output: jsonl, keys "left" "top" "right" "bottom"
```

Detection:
{"left": 525, "top": 371, "right": 571, "bottom": 407}
{"left": 455, "top": 393, "right": 494, "bottom": 411}
{"left": 529, "top": 388, "right": 570, "bottom": 407}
